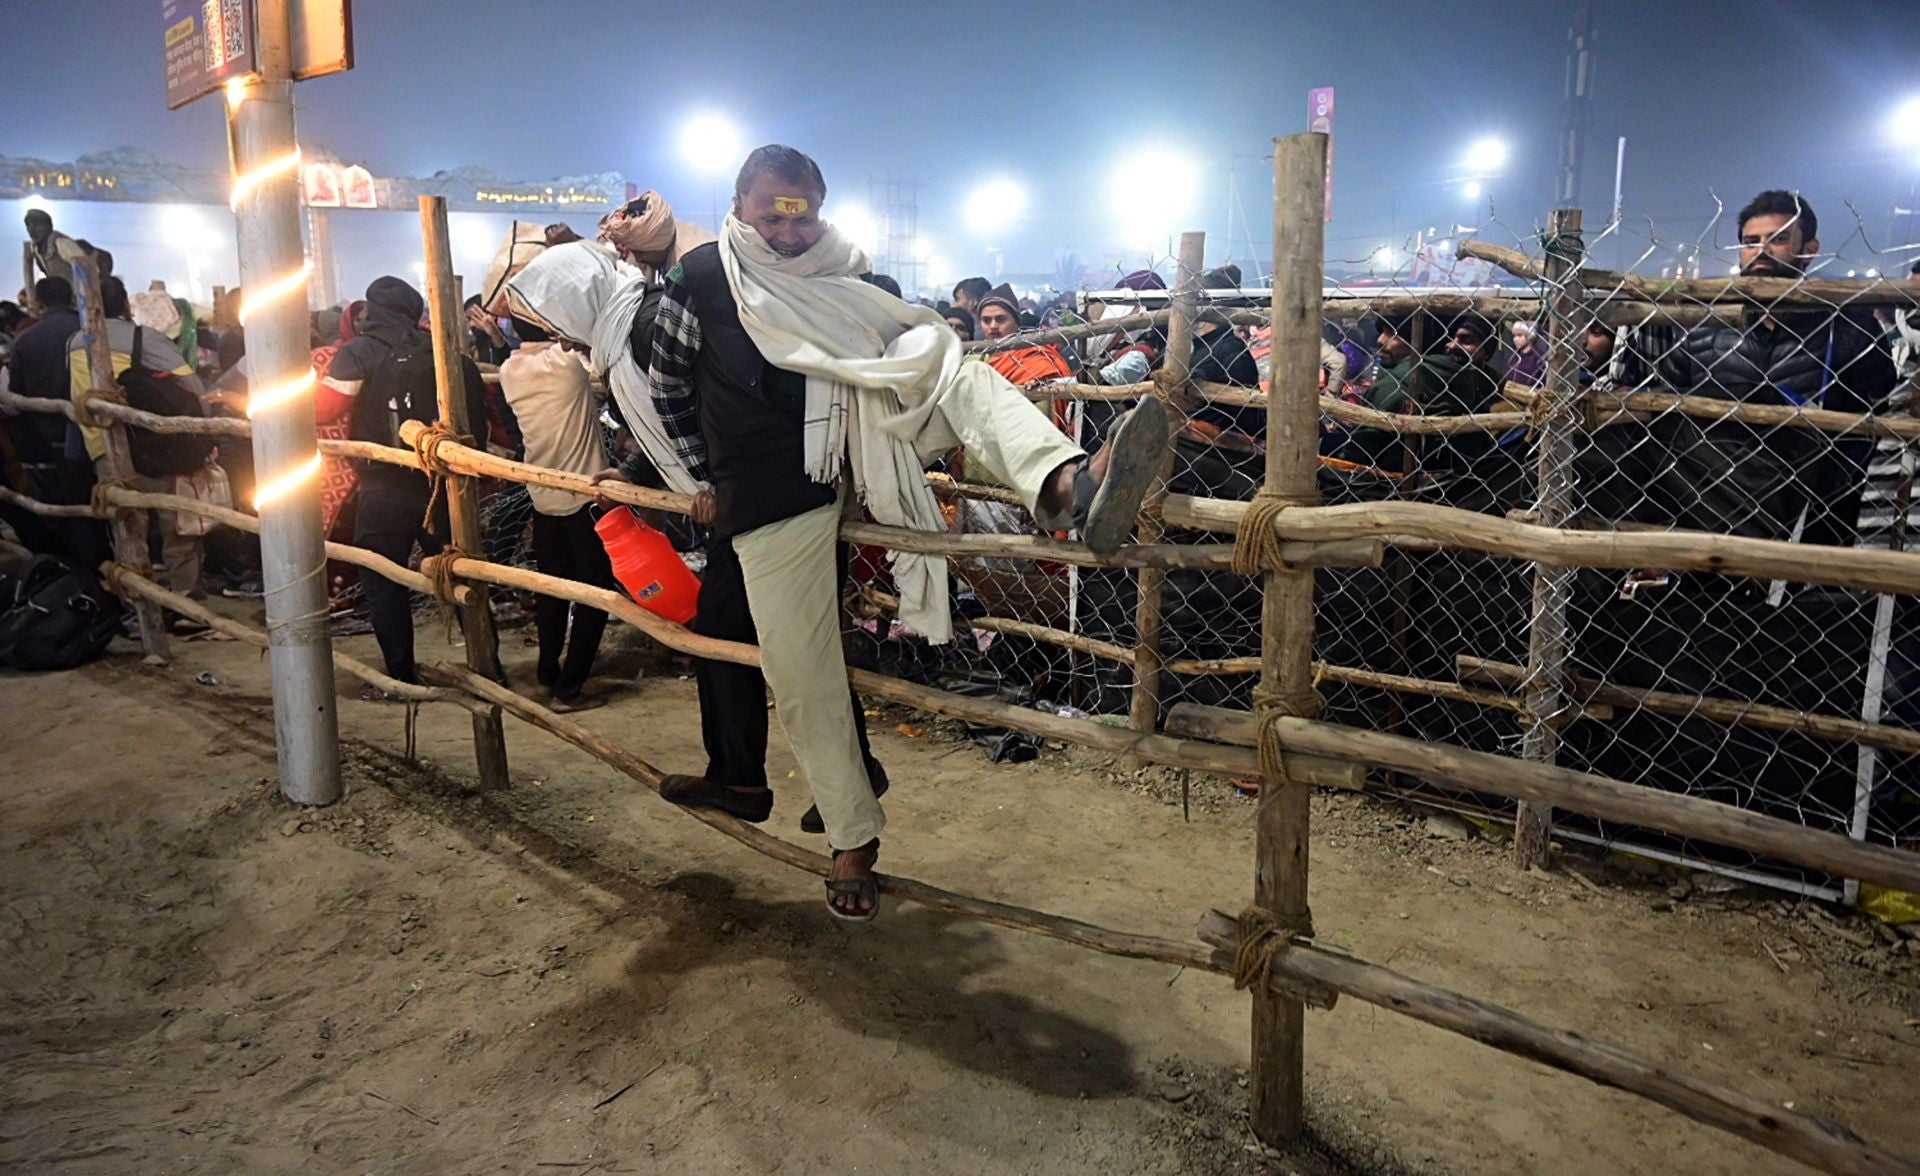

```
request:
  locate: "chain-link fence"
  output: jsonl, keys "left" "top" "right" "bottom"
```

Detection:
{"left": 1307, "top": 203, "right": 1919, "bottom": 898}
{"left": 818, "top": 205, "right": 1920, "bottom": 900}
{"left": 827, "top": 244, "right": 1284, "bottom": 759}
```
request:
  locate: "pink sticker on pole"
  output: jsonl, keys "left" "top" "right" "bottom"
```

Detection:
{"left": 1308, "top": 87, "right": 1335, "bottom": 221}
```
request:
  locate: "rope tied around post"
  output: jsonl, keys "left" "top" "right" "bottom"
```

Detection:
{"left": 1149, "top": 367, "right": 1184, "bottom": 404}
{"left": 100, "top": 560, "right": 149, "bottom": 600}
{"left": 74, "top": 385, "right": 127, "bottom": 431}
{"left": 1230, "top": 904, "right": 1316, "bottom": 992}
{"left": 1252, "top": 683, "right": 1323, "bottom": 785}
{"left": 1231, "top": 491, "right": 1318, "bottom": 576}
{"left": 1525, "top": 385, "right": 1557, "bottom": 439}
{"left": 418, "top": 546, "right": 473, "bottom": 605}
{"left": 89, "top": 478, "right": 135, "bottom": 520}
{"left": 412, "top": 421, "right": 474, "bottom": 531}
{"left": 418, "top": 545, "right": 475, "bottom": 639}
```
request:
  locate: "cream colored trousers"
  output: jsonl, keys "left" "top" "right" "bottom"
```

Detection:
{"left": 732, "top": 370, "right": 1083, "bottom": 850}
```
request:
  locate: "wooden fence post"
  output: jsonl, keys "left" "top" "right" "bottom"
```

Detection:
{"left": 73, "top": 254, "right": 170, "bottom": 659}
{"left": 1515, "top": 208, "right": 1585, "bottom": 870}
{"left": 1250, "top": 132, "right": 1328, "bottom": 1146}
{"left": 420, "top": 195, "right": 510, "bottom": 790}
{"left": 1128, "top": 230, "right": 1204, "bottom": 755}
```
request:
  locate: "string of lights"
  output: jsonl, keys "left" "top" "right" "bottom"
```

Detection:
{"left": 226, "top": 76, "right": 319, "bottom": 511}
{"left": 245, "top": 368, "right": 317, "bottom": 420}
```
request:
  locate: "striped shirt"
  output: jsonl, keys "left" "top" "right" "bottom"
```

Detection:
{"left": 617, "top": 275, "right": 708, "bottom": 485}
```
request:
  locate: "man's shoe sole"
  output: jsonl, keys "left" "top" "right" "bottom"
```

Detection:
{"left": 1082, "top": 397, "right": 1171, "bottom": 556}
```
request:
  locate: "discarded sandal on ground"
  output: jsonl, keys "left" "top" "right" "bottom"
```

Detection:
{"left": 659, "top": 774, "right": 773, "bottom": 823}
{"left": 1082, "top": 397, "right": 1170, "bottom": 556}
{"left": 825, "top": 839, "right": 880, "bottom": 924}
{"left": 799, "top": 761, "right": 890, "bottom": 835}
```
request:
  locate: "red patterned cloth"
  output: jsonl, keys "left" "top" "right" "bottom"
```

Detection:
{"left": 310, "top": 301, "right": 363, "bottom": 540}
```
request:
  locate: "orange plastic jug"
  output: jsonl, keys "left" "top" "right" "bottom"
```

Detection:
{"left": 594, "top": 507, "right": 700, "bottom": 625}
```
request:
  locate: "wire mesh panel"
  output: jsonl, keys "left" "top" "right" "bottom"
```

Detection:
{"left": 831, "top": 200, "right": 1920, "bottom": 895}
{"left": 1309, "top": 199, "right": 1920, "bottom": 894}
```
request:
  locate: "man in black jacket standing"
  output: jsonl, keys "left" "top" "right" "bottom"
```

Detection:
{"left": 1655, "top": 190, "right": 1896, "bottom": 549}
{"left": 321, "top": 276, "right": 493, "bottom": 687}
{"left": 2, "top": 277, "right": 94, "bottom": 561}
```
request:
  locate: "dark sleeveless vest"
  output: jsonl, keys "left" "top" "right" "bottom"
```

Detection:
{"left": 674, "top": 242, "right": 836, "bottom": 538}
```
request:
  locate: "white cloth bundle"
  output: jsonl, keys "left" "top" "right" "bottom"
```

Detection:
{"left": 502, "top": 242, "right": 704, "bottom": 497}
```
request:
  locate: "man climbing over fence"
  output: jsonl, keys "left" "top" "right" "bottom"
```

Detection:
{"left": 508, "top": 239, "right": 893, "bottom": 838}
{"left": 621, "top": 144, "right": 1167, "bottom": 921}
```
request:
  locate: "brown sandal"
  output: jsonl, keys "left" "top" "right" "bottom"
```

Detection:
{"left": 825, "top": 839, "right": 880, "bottom": 924}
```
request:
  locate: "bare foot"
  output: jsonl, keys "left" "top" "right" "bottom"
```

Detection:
{"left": 1038, "top": 458, "right": 1085, "bottom": 519}
{"left": 1088, "top": 440, "right": 1113, "bottom": 484}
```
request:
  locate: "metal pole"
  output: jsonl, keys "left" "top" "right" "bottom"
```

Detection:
{"left": 1847, "top": 358, "right": 1920, "bottom": 905}
{"left": 1611, "top": 137, "right": 1626, "bottom": 228}
{"left": 230, "top": 0, "right": 342, "bottom": 806}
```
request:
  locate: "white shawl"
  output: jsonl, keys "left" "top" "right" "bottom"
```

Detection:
{"left": 502, "top": 242, "right": 705, "bottom": 497}
{"left": 718, "top": 215, "right": 966, "bottom": 641}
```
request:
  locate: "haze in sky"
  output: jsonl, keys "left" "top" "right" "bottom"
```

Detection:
{"left": 8, "top": 0, "right": 1920, "bottom": 283}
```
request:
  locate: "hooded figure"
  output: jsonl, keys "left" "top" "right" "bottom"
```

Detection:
{"left": 321, "top": 277, "right": 492, "bottom": 686}
{"left": 503, "top": 241, "right": 704, "bottom": 497}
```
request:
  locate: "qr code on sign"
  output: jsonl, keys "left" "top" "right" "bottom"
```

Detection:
{"left": 202, "top": 0, "right": 246, "bottom": 69}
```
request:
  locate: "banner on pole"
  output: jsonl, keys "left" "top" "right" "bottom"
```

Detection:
{"left": 1308, "top": 86, "right": 1335, "bottom": 221}
{"left": 163, "top": 0, "right": 258, "bottom": 109}
{"left": 163, "top": 0, "right": 351, "bottom": 109}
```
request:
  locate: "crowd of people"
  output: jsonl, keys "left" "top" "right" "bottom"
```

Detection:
{"left": 6, "top": 177, "right": 1919, "bottom": 916}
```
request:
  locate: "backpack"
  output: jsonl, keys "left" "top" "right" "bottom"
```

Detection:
{"left": 350, "top": 328, "right": 441, "bottom": 447}
{"left": 0, "top": 554, "right": 123, "bottom": 671}
{"left": 119, "top": 326, "right": 216, "bottom": 478}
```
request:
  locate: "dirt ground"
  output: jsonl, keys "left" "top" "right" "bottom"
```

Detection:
{"left": 3, "top": 594, "right": 1919, "bottom": 1175}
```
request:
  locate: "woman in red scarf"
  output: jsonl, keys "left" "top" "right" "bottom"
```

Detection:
{"left": 309, "top": 301, "right": 363, "bottom": 541}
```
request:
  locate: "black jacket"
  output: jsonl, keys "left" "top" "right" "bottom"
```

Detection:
{"left": 3, "top": 307, "right": 83, "bottom": 463}
{"left": 1188, "top": 327, "right": 1263, "bottom": 436}
{"left": 329, "top": 301, "right": 490, "bottom": 493}
{"left": 1648, "top": 309, "right": 1896, "bottom": 544}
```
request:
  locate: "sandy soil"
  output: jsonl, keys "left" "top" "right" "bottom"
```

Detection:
{"left": 2, "top": 598, "right": 1917, "bottom": 1175}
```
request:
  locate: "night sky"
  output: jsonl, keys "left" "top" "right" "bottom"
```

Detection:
{"left": 9, "top": 0, "right": 1920, "bottom": 282}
